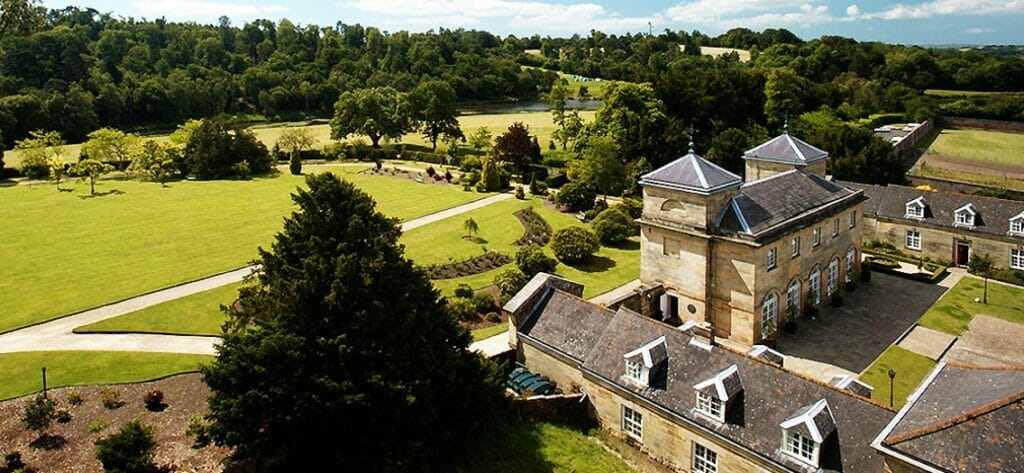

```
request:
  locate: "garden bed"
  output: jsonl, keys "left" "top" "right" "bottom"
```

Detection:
{"left": 513, "top": 208, "right": 552, "bottom": 246}
{"left": 422, "top": 251, "right": 512, "bottom": 280}
{"left": 863, "top": 249, "right": 947, "bottom": 283}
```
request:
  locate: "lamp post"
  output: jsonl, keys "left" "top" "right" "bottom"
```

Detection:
{"left": 888, "top": 369, "right": 896, "bottom": 408}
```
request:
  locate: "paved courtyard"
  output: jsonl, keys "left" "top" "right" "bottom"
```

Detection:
{"left": 777, "top": 272, "right": 947, "bottom": 374}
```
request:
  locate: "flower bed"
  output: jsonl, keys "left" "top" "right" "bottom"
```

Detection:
{"left": 513, "top": 208, "right": 553, "bottom": 247}
{"left": 423, "top": 251, "right": 512, "bottom": 280}
{"left": 863, "top": 249, "right": 947, "bottom": 283}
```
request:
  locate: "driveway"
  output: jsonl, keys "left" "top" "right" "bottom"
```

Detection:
{"left": 777, "top": 272, "right": 947, "bottom": 374}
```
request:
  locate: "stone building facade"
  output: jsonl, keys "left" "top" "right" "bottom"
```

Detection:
{"left": 635, "top": 134, "right": 865, "bottom": 345}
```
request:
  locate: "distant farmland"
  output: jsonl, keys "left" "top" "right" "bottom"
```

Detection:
{"left": 910, "top": 126, "right": 1024, "bottom": 191}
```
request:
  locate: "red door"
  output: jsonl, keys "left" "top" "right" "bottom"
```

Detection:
{"left": 956, "top": 241, "right": 970, "bottom": 266}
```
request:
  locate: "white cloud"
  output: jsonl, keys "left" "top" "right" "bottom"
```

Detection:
{"left": 846, "top": 4, "right": 860, "bottom": 16}
{"left": 345, "top": 0, "right": 661, "bottom": 33}
{"left": 666, "top": 0, "right": 834, "bottom": 29}
{"left": 862, "top": 0, "right": 1024, "bottom": 20}
{"left": 964, "top": 27, "right": 995, "bottom": 33}
{"left": 131, "top": 0, "right": 287, "bottom": 21}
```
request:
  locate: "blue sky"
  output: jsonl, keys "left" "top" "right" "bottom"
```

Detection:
{"left": 43, "top": 0, "right": 1024, "bottom": 44}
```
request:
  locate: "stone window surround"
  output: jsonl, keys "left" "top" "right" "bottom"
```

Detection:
{"left": 693, "top": 442, "right": 718, "bottom": 473}
{"left": 812, "top": 227, "right": 821, "bottom": 247}
{"left": 767, "top": 248, "right": 778, "bottom": 270}
{"left": 622, "top": 405, "right": 643, "bottom": 441}
{"left": 905, "top": 229, "right": 922, "bottom": 250}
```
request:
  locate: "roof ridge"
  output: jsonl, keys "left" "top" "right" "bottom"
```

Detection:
{"left": 885, "top": 388, "right": 1024, "bottom": 445}
{"left": 740, "top": 167, "right": 800, "bottom": 188}
{"left": 786, "top": 134, "right": 807, "bottom": 162}
{"left": 690, "top": 154, "right": 710, "bottom": 188}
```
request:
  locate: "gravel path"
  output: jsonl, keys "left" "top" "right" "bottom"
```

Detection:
{"left": 0, "top": 193, "right": 513, "bottom": 355}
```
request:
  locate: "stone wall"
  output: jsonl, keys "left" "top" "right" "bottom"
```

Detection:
{"left": 939, "top": 116, "right": 1024, "bottom": 133}
{"left": 583, "top": 377, "right": 786, "bottom": 473}
{"left": 518, "top": 341, "right": 586, "bottom": 393}
{"left": 869, "top": 216, "right": 1024, "bottom": 269}
{"left": 893, "top": 119, "right": 935, "bottom": 154}
{"left": 640, "top": 225, "right": 710, "bottom": 323}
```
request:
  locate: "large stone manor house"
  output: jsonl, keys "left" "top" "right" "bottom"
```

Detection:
{"left": 629, "top": 131, "right": 864, "bottom": 345}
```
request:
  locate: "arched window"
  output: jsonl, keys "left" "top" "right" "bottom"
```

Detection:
{"left": 787, "top": 279, "right": 802, "bottom": 316}
{"left": 827, "top": 259, "right": 839, "bottom": 296}
{"left": 845, "top": 248, "right": 857, "bottom": 283}
{"left": 661, "top": 200, "right": 684, "bottom": 211}
{"left": 762, "top": 293, "right": 778, "bottom": 336}
{"left": 809, "top": 269, "right": 821, "bottom": 306}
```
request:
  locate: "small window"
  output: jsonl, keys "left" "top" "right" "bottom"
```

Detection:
{"left": 906, "top": 202, "right": 924, "bottom": 219}
{"left": 767, "top": 248, "right": 777, "bottom": 270}
{"left": 906, "top": 229, "right": 921, "bottom": 250}
{"left": 809, "top": 270, "right": 821, "bottom": 306}
{"left": 955, "top": 211, "right": 974, "bottom": 226}
{"left": 693, "top": 443, "right": 718, "bottom": 473}
{"left": 1012, "top": 248, "right": 1024, "bottom": 270}
{"left": 787, "top": 280, "right": 801, "bottom": 313}
{"left": 791, "top": 237, "right": 800, "bottom": 257}
{"left": 1011, "top": 218, "right": 1024, "bottom": 235}
{"left": 782, "top": 430, "right": 819, "bottom": 465}
{"left": 831, "top": 219, "right": 839, "bottom": 236}
{"left": 812, "top": 228, "right": 821, "bottom": 247}
{"left": 622, "top": 406, "right": 643, "bottom": 440}
{"left": 849, "top": 211, "right": 856, "bottom": 228}
{"left": 762, "top": 294, "right": 778, "bottom": 335}
{"left": 696, "top": 392, "right": 724, "bottom": 421}
{"left": 625, "top": 359, "right": 643, "bottom": 382}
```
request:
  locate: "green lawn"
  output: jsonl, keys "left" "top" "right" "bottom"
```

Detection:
{"left": 859, "top": 346, "right": 937, "bottom": 410}
{"left": 472, "top": 324, "right": 509, "bottom": 341}
{"left": 924, "top": 127, "right": 1024, "bottom": 167}
{"left": 917, "top": 277, "right": 1024, "bottom": 336}
{"left": 0, "top": 165, "right": 488, "bottom": 333}
{"left": 401, "top": 196, "right": 641, "bottom": 298}
{"left": 75, "top": 282, "right": 241, "bottom": 336}
{"left": 0, "top": 351, "right": 212, "bottom": 401}
{"left": 461, "top": 420, "right": 634, "bottom": 473}
{"left": 924, "top": 89, "right": 1024, "bottom": 97}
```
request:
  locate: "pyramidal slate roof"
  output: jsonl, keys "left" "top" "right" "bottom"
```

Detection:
{"left": 744, "top": 132, "right": 829, "bottom": 166}
{"left": 640, "top": 152, "right": 742, "bottom": 195}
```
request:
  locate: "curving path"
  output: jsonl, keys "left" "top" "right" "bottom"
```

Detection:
{"left": 0, "top": 193, "right": 513, "bottom": 356}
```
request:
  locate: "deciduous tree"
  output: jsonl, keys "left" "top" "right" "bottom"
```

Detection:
{"left": 330, "top": 87, "right": 412, "bottom": 148}
{"left": 492, "top": 122, "right": 540, "bottom": 176}
{"left": 81, "top": 127, "right": 139, "bottom": 170}
{"left": 409, "top": 80, "right": 462, "bottom": 152}
{"left": 72, "top": 158, "right": 113, "bottom": 195}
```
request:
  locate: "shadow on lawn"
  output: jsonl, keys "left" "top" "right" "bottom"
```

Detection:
{"left": 567, "top": 255, "right": 617, "bottom": 273}
{"left": 453, "top": 417, "right": 565, "bottom": 472}
{"left": 79, "top": 189, "right": 125, "bottom": 199}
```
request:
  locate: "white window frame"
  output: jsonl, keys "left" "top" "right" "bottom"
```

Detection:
{"left": 832, "top": 219, "right": 839, "bottom": 237}
{"left": 767, "top": 248, "right": 777, "bottom": 270}
{"left": 782, "top": 430, "right": 820, "bottom": 466}
{"left": 762, "top": 294, "right": 778, "bottom": 333}
{"left": 845, "top": 248, "right": 856, "bottom": 283}
{"left": 695, "top": 392, "right": 724, "bottom": 422}
{"left": 791, "top": 237, "right": 800, "bottom": 257}
{"left": 622, "top": 405, "right": 643, "bottom": 441}
{"left": 693, "top": 443, "right": 718, "bottom": 473}
{"left": 812, "top": 227, "right": 821, "bottom": 247}
{"left": 827, "top": 260, "right": 838, "bottom": 296}
{"left": 906, "top": 202, "right": 924, "bottom": 219}
{"left": 1011, "top": 217, "right": 1024, "bottom": 236}
{"left": 955, "top": 211, "right": 974, "bottom": 226}
{"left": 906, "top": 229, "right": 921, "bottom": 250}
{"left": 809, "top": 270, "right": 821, "bottom": 306}
{"left": 849, "top": 211, "right": 856, "bottom": 228}
{"left": 787, "top": 280, "right": 801, "bottom": 313}
{"left": 625, "top": 359, "right": 644, "bottom": 383}
{"left": 1011, "top": 248, "right": 1024, "bottom": 270}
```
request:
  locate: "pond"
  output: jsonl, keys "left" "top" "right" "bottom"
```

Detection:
{"left": 460, "top": 99, "right": 603, "bottom": 115}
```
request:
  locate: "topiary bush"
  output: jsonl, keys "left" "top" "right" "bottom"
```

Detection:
{"left": 143, "top": 391, "right": 165, "bottom": 412}
{"left": 515, "top": 245, "right": 558, "bottom": 278}
{"left": 592, "top": 207, "right": 636, "bottom": 245}
{"left": 289, "top": 153, "right": 302, "bottom": 175}
{"left": 551, "top": 226, "right": 600, "bottom": 264}
{"left": 554, "top": 181, "right": 596, "bottom": 212}
{"left": 100, "top": 388, "right": 122, "bottom": 410}
{"left": 453, "top": 284, "right": 475, "bottom": 299}
{"left": 95, "top": 420, "right": 157, "bottom": 473}
{"left": 494, "top": 268, "right": 528, "bottom": 298}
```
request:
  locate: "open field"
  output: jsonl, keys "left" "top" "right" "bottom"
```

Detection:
{"left": 3, "top": 111, "right": 594, "bottom": 169}
{"left": 0, "top": 351, "right": 211, "bottom": 400}
{"left": 0, "top": 166, "right": 489, "bottom": 333}
{"left": 911, "top": 126, "right": 1024, "bottom": 190}
{"left": 924, "top": 89, "right": 1024, "bottom": 97}
{"left": 859, "top": 346, "right": 936, "bottom": 410}
{"left": 917, "top": 277, "right": 1024, "bottom": 336}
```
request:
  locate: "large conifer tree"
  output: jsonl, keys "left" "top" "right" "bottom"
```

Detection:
{"left": 202, "top": 173, "right": 505, "bottom": 471}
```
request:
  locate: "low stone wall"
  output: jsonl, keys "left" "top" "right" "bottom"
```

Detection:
{"left": 906, "top": 174, "right": 1005, "bottom": 196}
{"left": 895, "top": 119, "right": 935, "bottom": 154}
{"left": 939, "top": 116, "right": 1024, "bottom": 133}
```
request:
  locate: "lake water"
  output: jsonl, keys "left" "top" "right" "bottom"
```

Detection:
{"left": 461, "top": 99, "right": 603, "bottom": 114}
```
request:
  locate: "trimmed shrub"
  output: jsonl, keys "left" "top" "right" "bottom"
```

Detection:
{"left": 514, "top": 185, "right": 525, "bottom": 199}
{"left": 615, "top": 198, "right": 643, "bottom": 219}
{"left": 21, "top": 395, "right": 55, "bottom": 434}
{"left": 555, "top": 181, "right": 596, "bottom": 212}
{"left": 453, "top": 284, "right": 474, "bottom": 299}
{"left": 55, "top": 408, "right": 72, "bottom": 424}
{"left": 66, "top": 391, "right": 83, "bottom": 406}
{"left": 446, "top": 297, "right": 478, "bottom": 322}
{"left": 143, "top": 391, "right": 164, "bottom": 411}
{"left": 592, "top": 207, "right": 636, "bottom": 245}
{"left": 551, "top": 226, "right": 600, "bottom": 264}
{"left": 494, "top": 268, "right": 528, "bottom": 298}
{"left": 546, "top": 172, "right": 567, "bottom": 189}
{"left": 185, "top": 415, "right": 211, "bottom": 448}
{"left": 88, "top": 419, "right": 108, "bottom": 434}
{"left": 95, "top": 420, "right": 156, "bottom": 473}
{"left": 529, "top": 174, "right": 548, "bottom": 196}
{"left": 515, "top": 246, "right": 558, "bottom": 278}
{"left": 100, "top": 388, "right": 122, "bottom": 410}
{"left": 19, "top": 155, "right": 50, "bottom": 180}
{"left": 583, "top": 199, "right": 608, "bottom": 221}
{"left": 289, "top": 153, "right": 302, "bottom": 175}
{"left": 485, "top": 312, "right": 501, "bottom": 323}
{"left": 426, "top": 166, "right": 436, "bottom": 177}
{"left": 470, "top": 292, "right": 496, "bottom": 314}
{"left": 460, "top": 155, "right": 482, "bottom": 171}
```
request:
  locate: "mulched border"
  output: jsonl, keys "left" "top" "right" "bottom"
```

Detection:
{"left": 513, "top": 208, "right": 553, "bottom": 247}
{"left": 422, "top": 251, "right": 512, "bottom": 280}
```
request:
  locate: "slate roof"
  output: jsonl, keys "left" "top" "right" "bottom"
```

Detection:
{"left": 516, "top": 289, "right": 614, "bottom": 362}
{"left": 640, "top": 152, "right": 742, "bottom": 195}
{"left": 844, "top": 182, "right": 1024, "bottom": 239}
{"left": 717, "top": 170, "right": 863, "bottom": 239}
{"left": 744, "top": 133, "right": 829, "bottom": 166}
{"left": 877, "top": 364, "right": 1024, "bottom": 472}
{"left": 518, "top": 294, "right": 894, "bottom": 473}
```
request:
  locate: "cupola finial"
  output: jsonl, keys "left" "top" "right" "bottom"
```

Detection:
{"left": 688, "top": 124, "right": 697, "bottom": 154}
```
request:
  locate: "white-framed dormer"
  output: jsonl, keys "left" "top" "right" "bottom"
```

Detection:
{"left": 623, "top": 336, "right": 668, "bottom": 387}
{"left": 905, "top": 197, "right": 926, "bottom": 220}
{"left": 954, "top": 203, "right": 977, "bottom": 227}
{"left": 779, "top": 399, "right": 835, "bottom": 468}
{"left": 1010, "top": 211, "right": 1024, "bottom": 237}
{"left": 692, "top": 364, "right": 742, "bottom": 423}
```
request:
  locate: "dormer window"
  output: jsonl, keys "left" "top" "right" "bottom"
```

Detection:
{"left": 1010, "top": 212, "right": 1024, "bottom": 236}
{"left": 622, "top": 336, "right": 668, "bottom": 387}
{"left": 779, "top": 399, "right": 835, "bottom": 468}
{"left": 693, "top": 365, "right": 742, "bottom": 423}
{"left": 954, "top": 204, "right": 976, "bottom": 227}
{"left": 905, "top": 197, "right": 926, "bottom": 219}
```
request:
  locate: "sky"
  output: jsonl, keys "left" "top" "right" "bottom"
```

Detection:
{"left": 42, "top": 0, "right": 1024, "bottom": 45}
